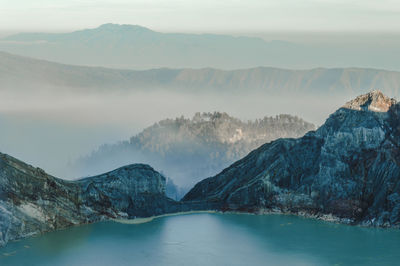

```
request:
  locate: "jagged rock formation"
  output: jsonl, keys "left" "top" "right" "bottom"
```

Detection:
{"left": 73, "top": 112, "right": 315, "bottom": 195}
{"left": 183, "top": 91, "right": 400, "bottom": 228}
{"left": 0, "top": 153, "right": 180, "bottom": 247}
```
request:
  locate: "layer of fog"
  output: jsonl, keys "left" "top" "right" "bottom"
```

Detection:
{"left": 0, "top": 88, "right": 359, "bottom": 180}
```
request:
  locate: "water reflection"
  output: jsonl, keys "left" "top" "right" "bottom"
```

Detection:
{"left": 1, "top": 213, "right": 399, "bottom": 266}
{"left": 221, "top": 213, "right": 400, "bottom": 265}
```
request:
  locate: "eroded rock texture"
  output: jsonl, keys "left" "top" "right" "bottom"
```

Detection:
{"left": 183, "top": 91, "right": 400, "bottom": 228}
{"left": 0, "top": 154, "right": 179, "bottom": 247}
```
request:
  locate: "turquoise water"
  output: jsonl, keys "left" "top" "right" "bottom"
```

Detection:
{"left": 1, "top": 213, "right": 399, "bottom": 266}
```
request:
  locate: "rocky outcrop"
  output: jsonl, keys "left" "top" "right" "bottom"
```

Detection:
{"left": 183, "top": 91, "right": 400, "bottom": 228}
{"left": 0, "top": 153, "right": 180, "bottom": 247}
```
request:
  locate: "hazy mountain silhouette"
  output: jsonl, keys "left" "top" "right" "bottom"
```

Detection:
{"left": 72, "top": 112, "right": 315, "bottom": 199}
{"left": 1, "top": 24, "right": 399, "bottom": 71}
{"left": 1, "top": 51, "right": 400, "bottom": 97}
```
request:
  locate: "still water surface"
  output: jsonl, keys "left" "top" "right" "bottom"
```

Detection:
{"left": 1, "top": 213, "right": 399, "bottom": 266}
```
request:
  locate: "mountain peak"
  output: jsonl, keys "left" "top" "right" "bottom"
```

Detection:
{"left": 343, "top": 90, "right": 397, "bottom": 112}
{"left": 96, "top": 23, "right": 153, "bottom": 32}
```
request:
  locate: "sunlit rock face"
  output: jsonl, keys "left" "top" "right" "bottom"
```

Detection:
{"left": 0, "top": 154, "right": 179, "bottom": 247}
{"left": 343, "top": 90, "right": 396, "bottom": 112}
{"left": 183, "top": 91, "right": 400, "bottom": 228}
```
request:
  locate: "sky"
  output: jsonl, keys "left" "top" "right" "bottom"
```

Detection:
{"left": 1, "top": 0, "right": 400, "bottom": 33}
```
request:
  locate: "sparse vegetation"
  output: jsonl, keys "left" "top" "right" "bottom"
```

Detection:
{"left": 72, "top": 112, "right": 315, "bottom": 199}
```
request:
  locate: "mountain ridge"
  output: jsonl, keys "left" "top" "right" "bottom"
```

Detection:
{"left": 2, "top": 51, "right": 400, "bottom": 97}
{"left": 2, "top": 23, "right": 265, "bottom": 43}
{"left": 1, "top": 24, "right": 400, "bottom": 71}
{"left": 0, "top": 24, "right": 270, "bottom": 69}
{"left": 183, "top": 91, "right": 400, "bottom": 228}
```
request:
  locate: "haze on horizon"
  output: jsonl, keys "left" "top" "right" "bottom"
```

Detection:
{"left": 1, "top": 0, "right": 400, "bottom": 33}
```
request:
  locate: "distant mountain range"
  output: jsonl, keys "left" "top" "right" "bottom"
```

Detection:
{"left": 1, "top": 51, "right": 400, "bottom": 97}
{"left": 1, "top": 24, "right": 400, "bottom": 71}
{"left": 0, "top": 24, "right": 300, "bottom": 69}
{"left": 72, "top": 112, "right": 315, "bottom": 199}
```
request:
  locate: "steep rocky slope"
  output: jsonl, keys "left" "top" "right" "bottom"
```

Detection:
{"left": 183, "top": 91, "right": 400, "bottom": 227}
{"left": 73, "top": 112, "right": 315, "bottom": 195}
{"left": 0, "top": 153, "right": 180, "bottom": 247}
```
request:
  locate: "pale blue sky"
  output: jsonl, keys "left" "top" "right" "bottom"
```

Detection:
{"left": 0, "top": 0, "right": 400, "bottom": 32}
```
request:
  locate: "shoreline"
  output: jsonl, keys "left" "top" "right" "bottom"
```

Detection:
{"left": 2, "top": 209, "right": 397, "bottom": 251}
{"left": 112, "top": 210, "right": 217, "bottom": 224}
{"left": 112, "top": 208, "right": 400, "bottom": 230}
{"left": 111, "top": 209, "right": 348, "bottom": 225}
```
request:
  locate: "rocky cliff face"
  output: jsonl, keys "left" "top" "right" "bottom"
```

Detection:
{"left": 183, "top": 91, "right": 400, "bottom": 228}
{"left": 0, "top": 153, "right": 179, "bottom": 247}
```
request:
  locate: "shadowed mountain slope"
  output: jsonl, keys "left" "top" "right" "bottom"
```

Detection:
{"left": 183, "top": 91, "right": 400, "bottom": 228}
{"left": 0, "top": 152, "right": 182, "bottom": 247}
